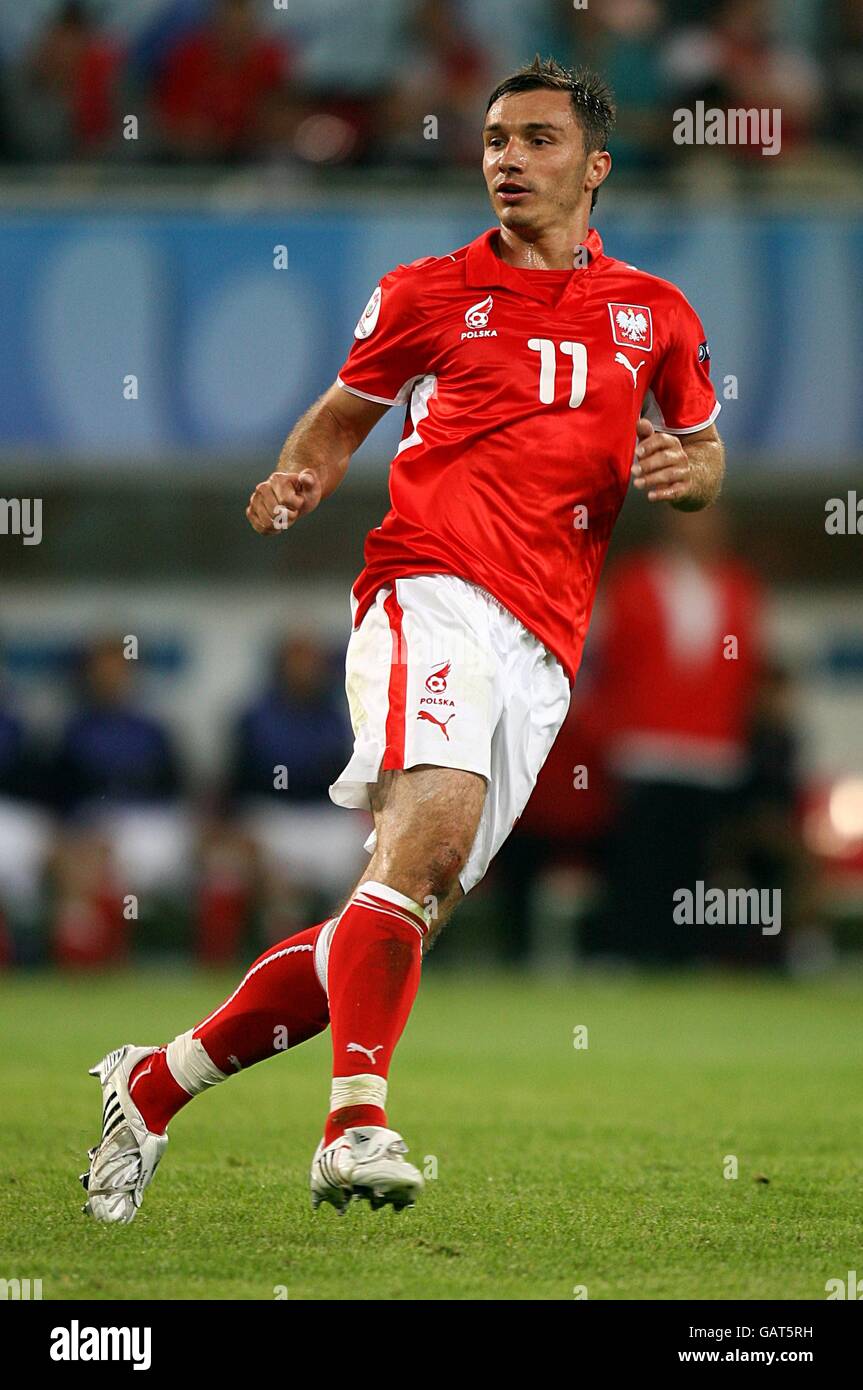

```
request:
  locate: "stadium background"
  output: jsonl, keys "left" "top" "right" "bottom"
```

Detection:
{"left": 2, "top": 0, "right": 862, "bottom": 973}
{"left": 1, "top": 0, "right": 863, "bottom": 1305}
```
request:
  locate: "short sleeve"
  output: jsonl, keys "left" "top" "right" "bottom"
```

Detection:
{"left": 645, "top": 294, "right": 720, "bottom": 435}
{"left": 337, "top": 266, "right": 431, "bottom": 407}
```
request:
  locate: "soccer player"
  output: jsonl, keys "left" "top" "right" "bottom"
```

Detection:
{"left": 81, "top": 58, "right": 724, "bottom": 1222}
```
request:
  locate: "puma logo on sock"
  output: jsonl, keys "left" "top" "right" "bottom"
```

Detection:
{"left": 346, "top": 1042, "right": 384, "bottom": 1065}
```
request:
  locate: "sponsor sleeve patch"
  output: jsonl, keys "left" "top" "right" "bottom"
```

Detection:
{"left": 354, "top": 285, "right": 383, "bottom": 340}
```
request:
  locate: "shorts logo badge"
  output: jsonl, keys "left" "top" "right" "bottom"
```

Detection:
{"left": 425, "top": 661, "right": 451, "bottom": 693}
{"left": 417, "top": 710, "right": 455, "bottom": 740}
{"left": 608, "top": 302, "right": 653, "bottom": 351}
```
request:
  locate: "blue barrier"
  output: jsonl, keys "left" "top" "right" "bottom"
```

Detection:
{"left": 0, "top": 206, "right": 859, "bottom": 469}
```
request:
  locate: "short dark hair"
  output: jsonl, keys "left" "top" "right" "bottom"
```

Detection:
{"left": 485, "top": 56, "right": 615, "bottom": 211}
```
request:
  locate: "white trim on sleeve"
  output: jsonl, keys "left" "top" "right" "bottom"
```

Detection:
{"left": 336, "top": 376, "right": 400, "bottom": 407}
{"left": 658, "top": 400, "right": 722, "bottom": 435}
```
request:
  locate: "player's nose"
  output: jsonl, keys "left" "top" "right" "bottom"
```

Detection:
{"left": 500, "top": 139, "right": 526, "bottom": 169}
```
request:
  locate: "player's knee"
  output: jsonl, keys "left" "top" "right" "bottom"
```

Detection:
{"left": 422, "top": 840, "right": 468, "bottom": 901}
{"left": 375, "top": 841, "right": 465, "bottom": 905}
{"left": 373, "top": 816, "right": 472, "bottom": 905}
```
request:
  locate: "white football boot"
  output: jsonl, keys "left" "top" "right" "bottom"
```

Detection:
{"left": 80, "top": 1044, "right": 168, "bottom": 1224}
{"left": 310, "top": 1126, "right": 424, "bottom": 1214}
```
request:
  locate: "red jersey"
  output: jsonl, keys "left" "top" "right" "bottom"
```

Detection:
{"left": 338, "top": 227, "right": 719, "bottom": 681}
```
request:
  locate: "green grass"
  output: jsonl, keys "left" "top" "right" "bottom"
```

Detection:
{"left": 1, "top": 967, "right": 861, "bottom": 1300}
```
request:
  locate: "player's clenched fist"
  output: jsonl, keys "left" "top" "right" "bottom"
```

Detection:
{"left": 245, "top": 469, "right": 322, "bottom": 534}
{"left": 631, "top": 418, "right": 691, "bottom": 503}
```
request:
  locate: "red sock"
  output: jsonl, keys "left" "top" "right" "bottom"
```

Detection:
{"left": 128, "top": 921, "right": 331, "bottom": 1134}
{"left": 324, "top": 882, "right": 428, "bottom": 1145}
{"left": 128, "top": 1049, "right": 188, "bottom": 1135}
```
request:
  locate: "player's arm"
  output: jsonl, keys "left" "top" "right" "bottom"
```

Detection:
{"left": 246, "top": 382, "right": 388, "bottom": 535}
{"left": 631, "top": 419, "right": 725, "bottom": 510}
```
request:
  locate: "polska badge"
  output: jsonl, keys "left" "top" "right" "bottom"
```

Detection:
{"left": 608, "top": 302, "right": 653, "bottom": 351}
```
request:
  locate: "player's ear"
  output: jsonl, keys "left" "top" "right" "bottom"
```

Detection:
{"left": 584, "top": 150, "right": 612, "bottom": 199}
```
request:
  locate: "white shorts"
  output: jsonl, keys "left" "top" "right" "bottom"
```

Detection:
{"left": 329, "top": 573, "right": 571, "bottom": 893}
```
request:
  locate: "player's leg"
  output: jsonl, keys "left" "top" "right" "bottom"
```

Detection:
{"left": 136, "top": 923, "right": 334, "bottom": 1125}
{"left": 80, "top": 575, "right": 492, "bottom": 1222}
{"left": 310, "top": 617, "right": 568, "bottom": 1214}
{"left": 324, "top": 763, "right": 485, "bottom": 1141}
{"left": 309, "top": 576, "right": 503, "bottom": 1210}
{"left": 80, "top": 919, "right": 333, "bottom": 1223}
{"left": 321, "top": 591, "right": 574, "bottom": 1180}
{"left": 364, "top": 770, "right": 469, "bottom": 949}
{"left": 309, "top": 762, "right": 485, "bottom": 1211}
{"left": 119, "top": 761, "right": 472, "bottom": 1146}
{"left": 79, "top": 760, "right": 476, "bottom": 1224}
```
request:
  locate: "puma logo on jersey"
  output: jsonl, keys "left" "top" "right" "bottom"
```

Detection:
{"left": 346, "top": 1042, "right": 384, "bottom": 1064}
{"left": 614, "top": 351, "right": 645, "bottom": 388}
{"left": 417, "top": 710, "right": 455, "bottom": 739}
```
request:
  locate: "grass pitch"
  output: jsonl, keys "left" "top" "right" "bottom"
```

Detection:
{"left": 1, "top": 967, "right": 861, "bottom": 1301}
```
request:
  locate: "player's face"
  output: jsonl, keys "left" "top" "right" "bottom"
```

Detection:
{"left": 483, "top": 90, "right": 593, "bottom": 236}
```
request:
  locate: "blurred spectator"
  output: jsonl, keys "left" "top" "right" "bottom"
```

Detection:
{"left": 0, "top": 0, "right": 858, "bottom": 172}
{"left": 125, "top": 0, "right": 210, "bottom": 89}
{"left": 492, "top": 675, "right": 615, "bottom": 965}
{"left": 4, "top": 0, "right": 121, "bottom": 161}
{"left": 555, "top": 0, "right": 671, "bottom": 172}
{"left": 584, "top": 506, "right": 765, "bottom": 965}
{"left": 287, "top": 0, "right": 407, "bottom": 96}
{"left": 49, "top": 636, "right": 190, "bottom": 967}
{"left": 736, "top": 660, "right": 820, "bottom": 969}
{"left": 663, "top": 0, "right": 823, "bottom": 161}
{"left": 197, "top": 634, "right": 368, "bottom": 958}
{"left": 155, "top": 0, "right": 288, "bottom": 160}
{"left": 381, "top": 0, "right": 487, "bottom": 168}
{"left": 273, "top": 0, "right": 409, "bottom": 166}
{"left": 0, "top": 648, "right": 50, "bottom": 963}
{"left": 827, "top": 0, "right": 863, "bottom": 154}
{"left": 52, "top": 638, "right": 182, "bottom": 812}
{"left": 460, "top": 0, "right": 557, "bottom": 78}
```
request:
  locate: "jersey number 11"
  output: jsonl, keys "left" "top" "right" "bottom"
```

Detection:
{"left": 527, "top": 339, "right": 587, "bottom": 408}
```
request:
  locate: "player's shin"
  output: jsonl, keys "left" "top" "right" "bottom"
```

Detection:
{"left": 127, "top": 921, "right": 332, "bottom": 1134}
{"left": 322, "top": 881, "right": 429, "bottom": 1144}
